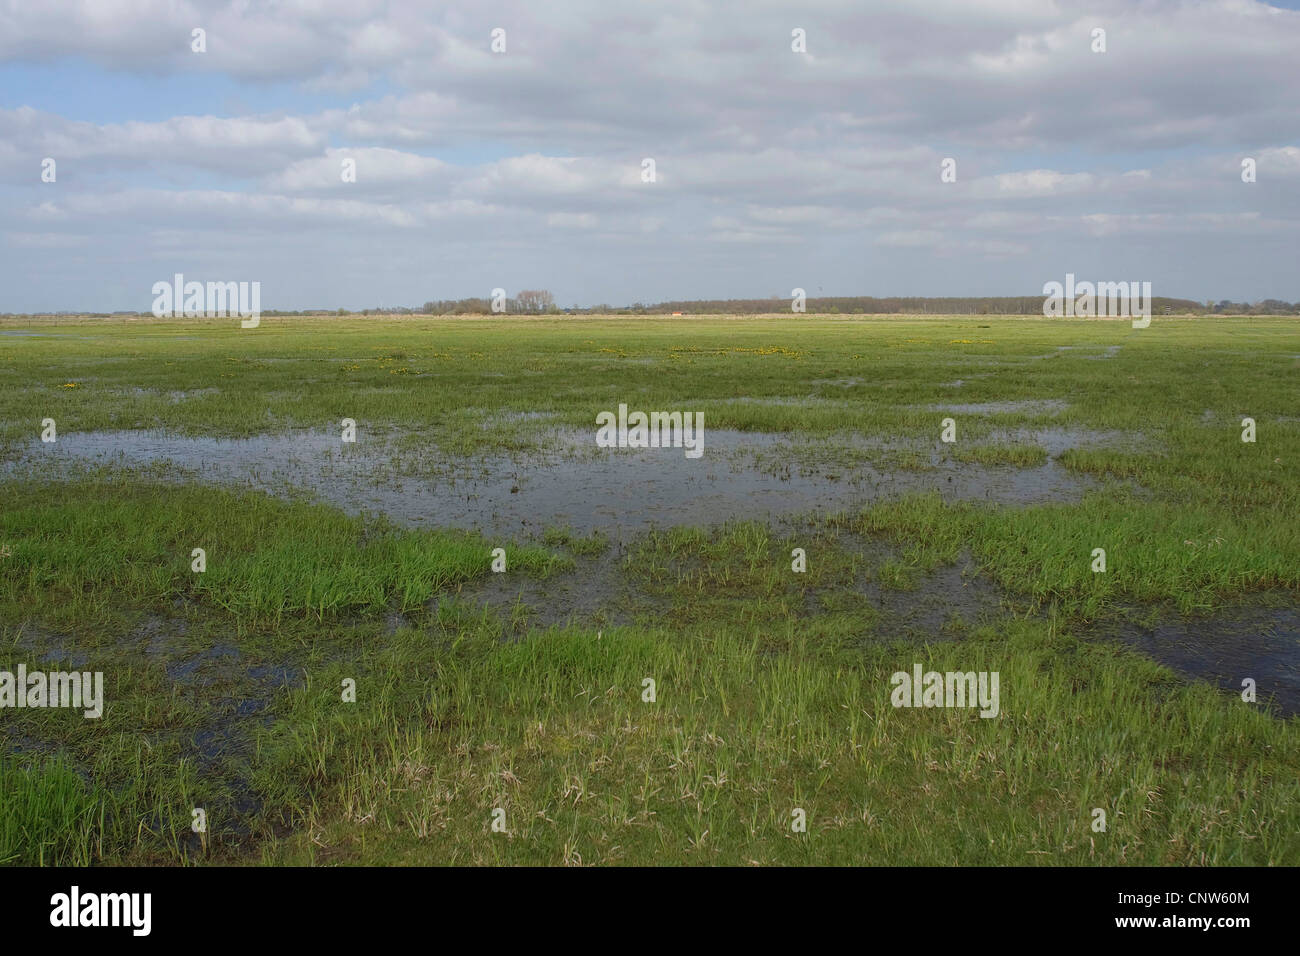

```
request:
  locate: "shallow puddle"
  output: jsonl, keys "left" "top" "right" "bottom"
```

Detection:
{"left": 0, "top": 329, "right": 98, "bottom": 340}
{"left": 431, "top": 552, "right": 638, "bottom": 634}
{"left": 994, "top": 426, "right": 1140, "bottom": 457}
{"left": 10, "top": 426, "right": 1107, "bottom": 538}
{"left": 1052, "top": 344, "right": 1122, "bottom": 360}
{"left": 1093, "top": 602, "right": 1300, "bottom": 718}
{"left": 836, "top": 542, "right": 1008, "bottom": 641}
{"left": 924, "top": 399, "right": 1069, "bottom": 416}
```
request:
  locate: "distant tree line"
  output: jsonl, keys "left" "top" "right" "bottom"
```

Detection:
{"left": 371, "top": 294, "right": 1297, "bottom": 316}
{"left": 7, "top": 293, "right": 1300, "bottom": 319}
{"left": 1207, "top": 299, "right": 1300, "bottom": 315}
{"left": 627, "top": 295, "right": 1300, "bottom": 315}
{"left": 262, "top": 295, "right": 1299, "bottom": 316}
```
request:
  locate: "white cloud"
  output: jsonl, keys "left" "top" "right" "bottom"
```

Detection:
{"left": 985, "top": 169, "right": 1095, "bottom": 198}
{"left": 547, "top": 212, "right": 597, "bottom": 228}
{"left": 1, "top": 0, "right": 1298, "bottom": 308}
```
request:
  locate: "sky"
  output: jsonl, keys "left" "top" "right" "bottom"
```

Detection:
{"left": 1, "top": 0, "right": 1298, "bottom": 312}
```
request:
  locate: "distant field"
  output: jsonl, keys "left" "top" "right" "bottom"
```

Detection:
{"left": 1, "top": 314, "right": 1297, "bottom": 865}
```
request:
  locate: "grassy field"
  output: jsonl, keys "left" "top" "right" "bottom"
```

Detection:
{"left": 1, "top": 313, "right": 1297, "bottom": 866}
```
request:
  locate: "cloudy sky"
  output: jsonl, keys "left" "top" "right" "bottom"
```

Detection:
{"left": 2, "top": 0, "right": 1299, "bottom": 312}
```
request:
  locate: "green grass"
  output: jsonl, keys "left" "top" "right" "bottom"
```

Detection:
{"left": 952, "top": 444, "right": 1049, "bottom": 467}
{"left": 540, "top": 526, "right": 610, "bottom": 557}
{"left": 0, "top": 478, "right": 567, "bottom": 626}
{"left": 251, "top": 619, "right": 1297, "bottom": 866}
{"left": 0, "top": 754, "right": 109, "bottom": 865}
{"left": 1, "top": 313, "right": 1296, "bottom": 866}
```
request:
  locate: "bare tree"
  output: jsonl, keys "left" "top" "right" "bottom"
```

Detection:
{"left": 515, "top": 289, "right": 555, "bottom": 313}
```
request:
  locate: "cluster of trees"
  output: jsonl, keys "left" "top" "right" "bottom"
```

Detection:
{"left": 241, "top": 291, "right": 563, "bottom": 316}
{"left": 513, "top": 290, "right": 556, "bottom": 312}
{"left": 356, "top": 291, "right": 562, "bottom": 315}
{"left": 1206, "top": 299, "right": 1300, "bottom": 315}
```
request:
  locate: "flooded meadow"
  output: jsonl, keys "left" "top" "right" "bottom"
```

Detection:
{"left": 2, "top": 314, "right": 1297, "bottom": 866}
